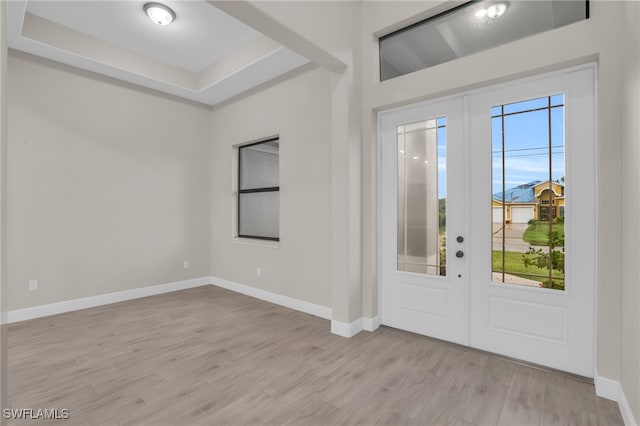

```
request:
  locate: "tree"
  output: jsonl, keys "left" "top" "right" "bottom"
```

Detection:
{"left": 439, "top": 198, "right": 446, "bottom": 230}
{"left": 521, "top": 228, "right": 564, "bottom": 289}
{"left": 439, "top": 236, "right": 446, "bottom": 276}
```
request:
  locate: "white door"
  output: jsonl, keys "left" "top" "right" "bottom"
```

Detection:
{"left": 511, "top": 206, "right": 534, "bottom": 223}
{"left": 468, "top": 67, "right": 595, "bottom": 376}
{"left": 380, "top": 66, "right": 595, "bottom": 377}
{"left": 380, "top": 97, "right": 468, "bottom": 345}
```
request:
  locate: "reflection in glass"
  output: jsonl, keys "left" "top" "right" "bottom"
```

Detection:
{"left": 239, "top": 140, "right": 279, "bottom": 190}
{"left": 491, "top": 95, "right": 565, "bottom": 290}
{"left": 239, "top": 191, "right": 279, "bottom": 239}
{"left": 379, "top": 1, "right": 588, "bottom": 81}
{"left": 238, "top": 139, "right": 279, "bottom": 240}
{"left": 397, "top": 118, "right": 446, "bottom": 276}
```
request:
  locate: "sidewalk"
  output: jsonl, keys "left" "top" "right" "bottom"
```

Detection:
{"left": 492, "top": 223, "right": 563, "bottom": 253}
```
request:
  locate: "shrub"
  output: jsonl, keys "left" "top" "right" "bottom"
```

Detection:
{"left": 521, "top": 229, "right": 565, "bottom": 289}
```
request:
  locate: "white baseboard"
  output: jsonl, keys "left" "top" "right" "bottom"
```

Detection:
{"left": 5, "top": 273, "right": 374, "bottom": 341}
{"left": 595, "top": 374, "right": 620, "bottom": 401}
{"left": 332, "top": 315, "right": 381, "bottom": 336}
{"left": 210, "top": 276, "right": 332, "bottom": 320}
{"left": 4, "top": 276, "right": 212, "bottom": 324}
{"left": 331, "top": 318, "right": 363, "bottom": 337}
{"left": 363, "top": 315, "right": 381, "bottom": 332}
{"left": 618, "top": 385, "right": 638, "bottom": 426}
{"left": 595, "top": 373, "right": 638, "bottom": 426}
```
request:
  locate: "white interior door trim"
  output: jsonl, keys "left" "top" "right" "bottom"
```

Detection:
{"left": 377, "top": 63, "right": 597, "bottom": 377}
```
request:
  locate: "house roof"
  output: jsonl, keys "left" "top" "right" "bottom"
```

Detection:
{"left": 493, "top": 181, "right": 541, "bottom": 203}
{"left": 533, "top": 181, "right": 564, "bottom": 189}
{"left": 494, "top": 180, "right": 565, "bottom": 203}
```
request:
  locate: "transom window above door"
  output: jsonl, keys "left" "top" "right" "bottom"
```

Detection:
{"left": 379, "top": 1, "right": 589, "bottom": 81}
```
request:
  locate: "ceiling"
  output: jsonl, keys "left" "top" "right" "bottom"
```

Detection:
{"left": 7, "top": 1, "right": 311, "bottom": 106}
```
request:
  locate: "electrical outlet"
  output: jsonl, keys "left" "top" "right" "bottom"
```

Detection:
{"left": 256, "top": 267, "right": 261, "bottom": 277}
{"left": 28, "top": 280, "right": 38, "bottom": 292}
{"left": 183, "top": 260, "right": 189, "bottom": 269}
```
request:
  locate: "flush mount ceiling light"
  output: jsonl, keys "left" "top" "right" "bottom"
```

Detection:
{"left": 475, "top": 2, "right": 508, "bottom": 19}
{"left": 144, "top": 2, "right": 175, "bottom": 26}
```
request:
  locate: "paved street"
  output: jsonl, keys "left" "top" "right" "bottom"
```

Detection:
{"left": 492, "top": 222, "right": 563, "bottom": 253}
{"left": 492, "top": 223, "right": 529, "bottom": 252}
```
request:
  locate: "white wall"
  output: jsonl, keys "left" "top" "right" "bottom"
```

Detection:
{"left": 620, "top": 0, "right": 640, "bottom": 420}
{"left": 6, "top": 51, "right": 212, "bottom": 310}
{"left": 209, "top": 66, "right": 333, "bottom": 308}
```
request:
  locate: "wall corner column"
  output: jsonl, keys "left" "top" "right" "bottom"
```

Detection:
{"left": 330, "top": 50, "right": 364, "bottom": 338}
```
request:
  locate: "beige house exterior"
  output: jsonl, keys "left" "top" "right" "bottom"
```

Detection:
{"left": 492, "top": 181, "right": 565, "bottom": 223}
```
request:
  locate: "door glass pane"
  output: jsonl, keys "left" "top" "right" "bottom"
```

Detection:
{"left": 492, "top": 96, "right": 565, "bottom": 290}
{"left": 397, "top": 118, "right": 446, "bottom": 275}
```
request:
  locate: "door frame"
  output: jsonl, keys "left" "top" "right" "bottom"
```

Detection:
{"left": 377, "top": 62, "right": 598, "bottom": 377}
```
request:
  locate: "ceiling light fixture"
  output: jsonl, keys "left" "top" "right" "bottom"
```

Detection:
{"left": 475, "top": 2, "right": 508, "bottom": 19}
{"left": 144, "top": 2, "right": 175, "bottom": 26}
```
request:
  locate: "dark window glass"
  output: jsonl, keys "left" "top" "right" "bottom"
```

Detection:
{"left": 238, "top": 139, "right": 279, "bottom": 241}
{"left": 379, "top": 1, "right": 588, "bottom": 81}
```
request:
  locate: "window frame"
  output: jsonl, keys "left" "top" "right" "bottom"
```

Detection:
{"left": 539, "top": 206, "right": 557, "bottom": 221}
{"left": 237, "top": 137, "right": 280, "bottom": 242}
{"left": 378, "top": 1, "right": 590, "bottom": 82}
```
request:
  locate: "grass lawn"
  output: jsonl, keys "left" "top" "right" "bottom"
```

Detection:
{"left": 492, "top": 250, "right": 564, "bottom": 280}
{"left": 522, "top": 221, "right": 565, "bottom": 246}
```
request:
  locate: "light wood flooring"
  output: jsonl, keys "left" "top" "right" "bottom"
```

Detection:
{"left": 8, "top": 285, "right": 623, "bottom": 425}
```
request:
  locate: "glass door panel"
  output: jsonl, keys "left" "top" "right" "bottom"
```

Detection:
{"left": 491, "top": 95, "right": 566, "bottom": 290}
{"left": 397, "top": 118, "right": 447, "bottom": 275}
{"left": 380, "top": 95, "right": 466, "bottom": 345}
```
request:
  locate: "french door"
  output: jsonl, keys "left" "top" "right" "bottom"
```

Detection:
{"left": 379, "top": 66, "right": 595, "bottom": 376}
{"left": 380, "top": 96, "right": 468, "bottom": 344}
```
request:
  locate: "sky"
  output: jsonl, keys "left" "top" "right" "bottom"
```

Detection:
{"left": 491, "top": 97, "right": 564, "bottom": 195}
{"left": 435, "top": 95, "right": 564, "bottom": 199}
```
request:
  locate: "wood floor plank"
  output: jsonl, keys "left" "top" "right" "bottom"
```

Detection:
{"left": 7, "top": 285, "right": 623, "bottom": 426}
{"left": 497, "top": 367, "right": 546, "bottom": 426}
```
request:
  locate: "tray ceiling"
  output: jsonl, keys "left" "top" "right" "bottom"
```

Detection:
{"left": 7, "top": 1, "right": 310, "bottom": 106}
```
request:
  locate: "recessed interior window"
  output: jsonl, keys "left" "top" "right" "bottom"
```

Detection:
{"left": 238, "top": 138, "right": 280, "bottom": 241}
{"left": 379, "top": 1, "right": 589, "bottom": 81}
